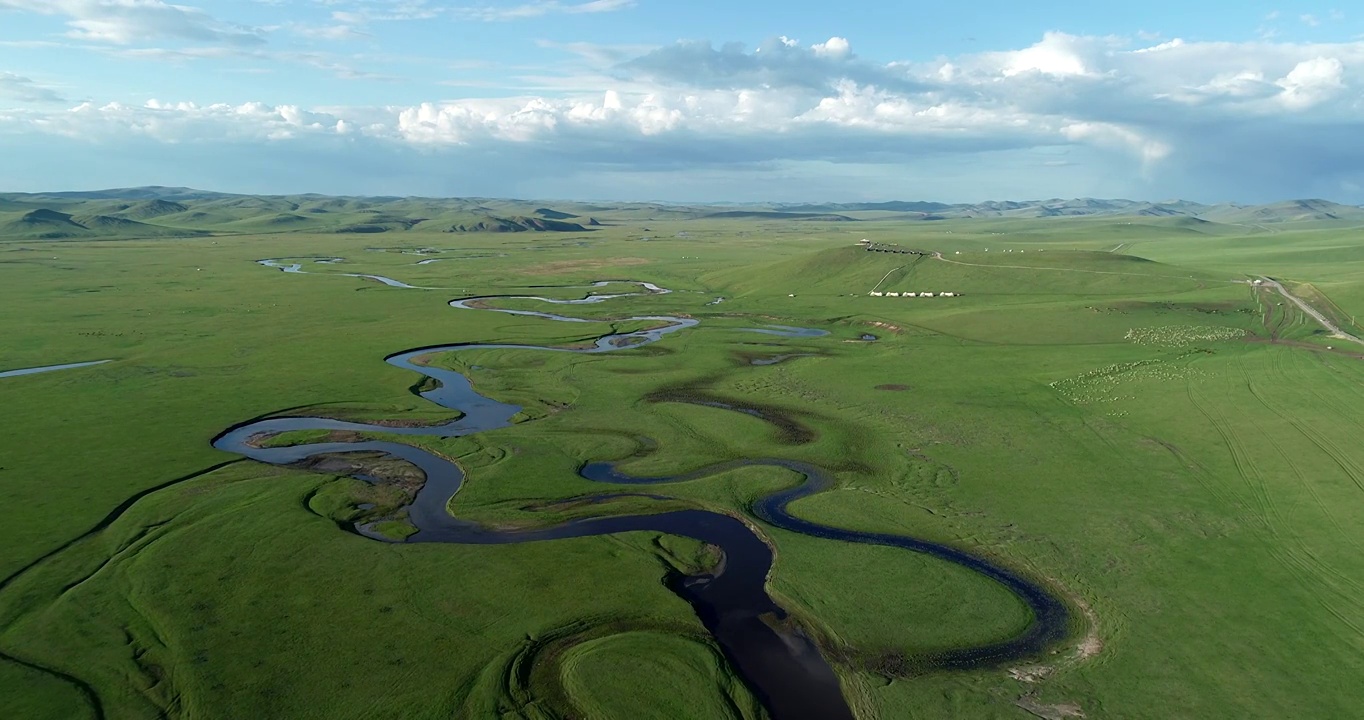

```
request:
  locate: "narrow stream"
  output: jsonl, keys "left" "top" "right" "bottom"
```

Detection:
{"left": 0, "top": 360, "right": 111, "bottom": 379}
{"left": 212, "top": 269, "right": 1069, "bottom": 719}
{"left": 258, "top": 258, "right": 438, "bottom": 289}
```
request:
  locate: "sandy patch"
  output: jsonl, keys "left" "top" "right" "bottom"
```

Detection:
{"left": 1016, "top": 696, "right": 1086, "bottom": 719}
{"left": 1009, "top": 665, "right": 1053, "bottom": 683}
{"left": 1008, "top": 579, "right": 1102, "bottom": 681}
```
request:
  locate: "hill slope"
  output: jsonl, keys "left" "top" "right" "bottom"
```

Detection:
{"left": 2, "top": 187, "right": 1362, "bottom": 239}
{"left": 446, "top": 215, "right": 589, "bottom": 233}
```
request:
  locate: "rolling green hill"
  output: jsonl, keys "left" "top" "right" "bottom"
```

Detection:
{"left": 0, "top": 207, "right": 207, "bottom": 239}
{"left": 702, "top": 210, "right": 859, "bottom": 221}
{"left": 1196, "top": 199, "right": 1364, "bottom": 225}
{"left": 4, "top": 188, "right": 1361, "bottom": 242}
{"left": 445, "top": 215, "right": 589, "bottom": 233}
{"left": 109, "top": 199, "right": 190, "bottom": 220}
{"left": 3, "top": 206, "right": 1364, "bottom": 720}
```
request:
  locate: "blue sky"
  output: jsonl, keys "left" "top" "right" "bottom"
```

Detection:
{"left": 1, "top": 1, "right": 1362, "bottom": 203}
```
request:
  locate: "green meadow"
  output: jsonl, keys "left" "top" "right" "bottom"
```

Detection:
{"left": 3, "top": 202, "right": 1364, "bottom": 719}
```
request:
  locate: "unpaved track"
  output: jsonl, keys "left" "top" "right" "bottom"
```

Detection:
{"left": 1261, "top": 278, "right": 1364, "bottom": 348}
{"left": 869, "top": 265, "right": 905, "bottom": 293}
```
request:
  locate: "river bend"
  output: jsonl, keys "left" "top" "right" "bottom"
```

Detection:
{"left": 213, "top": 269, "right": 1069, "bottom": 719}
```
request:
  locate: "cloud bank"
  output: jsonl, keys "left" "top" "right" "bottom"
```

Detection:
{"left": 2, "top": 30, "right": 1363, "bottom": 201}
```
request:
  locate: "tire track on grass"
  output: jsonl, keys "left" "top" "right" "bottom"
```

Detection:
{"left": 1239, "top": 389, "right": 1364, "bottom": 600}
{"left": 1239, "top": 359, "right": 1364, "bottom": 610}
{"left": 1246, "top": 355, "right": 1364, "bottom": 497}
{"left": 1260, "top": 278, "right": 1364, "bottom": 348}
{"left": 1185, "top": 384, "right": 1278, "bottom": 530}
{"left": 1180, "top": 378, "right": 1355, "bottom": 628}
{"left": 1216, "top": 358, "right": 1364, "bottom": 639}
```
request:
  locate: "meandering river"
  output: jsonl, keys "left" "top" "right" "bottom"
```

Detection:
{"left": 214, "top": 269, "right": 1069, "bottom": 719}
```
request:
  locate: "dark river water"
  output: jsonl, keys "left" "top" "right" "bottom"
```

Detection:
{"left": 213, "top": 271, "right": 1069, "bottom": 719}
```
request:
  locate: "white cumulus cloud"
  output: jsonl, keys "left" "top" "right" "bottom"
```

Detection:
{"left": 1276, "top": 57, "right": 1345, "bottom": 109}
{"left": 0, "top": 0, "right": 264, "bottom": 45}
{"left": 812, "top": 36, "right": 851, "bottom": 58}
{"left": 998, "top": 32, "right": 1101, "bottom": 77}
{"left": 2, "top": 31, "right": 1363, "bottom": 201}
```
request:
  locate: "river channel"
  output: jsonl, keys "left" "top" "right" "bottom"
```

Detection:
{"left": 214, "top": 270, "right": 1069, "bottom": 719}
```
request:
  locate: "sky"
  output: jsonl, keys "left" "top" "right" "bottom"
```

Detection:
{"left": 1, "top": 1, "right": 1362, "bottom": 203}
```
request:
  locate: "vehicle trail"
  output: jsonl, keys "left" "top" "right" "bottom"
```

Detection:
{"left": 1241, "top": 355, "right": 1364, "bottom": 567}
{"left": 1184, "top": 383, "right": 1277, "bottom": 531}
{"left": 1189, "top": 380, "right": 1361, "bottom": 634}
{"left": 868, "top": 266, "right": 905, "bottom": 293}
{"left": 1260, "top": 278, "right": 1364, "bottom": 348}
{"left": 1194, "top": 361, "right": 1364, "bottom": 639}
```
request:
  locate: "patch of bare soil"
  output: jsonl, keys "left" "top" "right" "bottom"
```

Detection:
{"left": 520, "top": 257, "right": 650, "bottom": 275}
{"left": 865, "top": 321, "right": 903, "bottom": 334}
{"left": 243, "top": 429, "right": 360, "bottom": 449}
{"left": 293, "top": 451, "right": 426, "bottom": 494}
{"left": 1008, "top": 578, "right": 1103, "bottom": 712}
{"left": 361, "top": 417, "right": 457, "bottom": 428}
{"left": 1009, "top": 665, "right": 1053, "bottom": 683}
{"left": 1056, "top": 584, "right": 1104, "bottom": 663}
{"left": 1016, "top": 696, "right": 1086, "bottom": 720}
{"left": 244, "top": 432, "right": 276, "bottom": 449}
{"left": 273, "top": 413, "right": 459, "bottom": 429}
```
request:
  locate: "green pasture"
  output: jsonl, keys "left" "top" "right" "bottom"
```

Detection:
{"left": 3, "top": 209, "right": 1364, "bottom": 719}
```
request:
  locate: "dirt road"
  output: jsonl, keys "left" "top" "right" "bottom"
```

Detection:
{"left": 1261, "top": 278, "right": 1364, "bottom": 348}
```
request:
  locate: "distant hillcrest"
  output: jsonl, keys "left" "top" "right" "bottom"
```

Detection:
{"left": 770, "top": 197, "right": 1364, "bottom": 223}
{"left": 1, "top": 187, "right": 1362, "bottom": 240}
{"left": 446, "top": 216, "right": 589, "bottom": 233}
{"left": 0, "top": 205, "right": 210, "bottom": 239}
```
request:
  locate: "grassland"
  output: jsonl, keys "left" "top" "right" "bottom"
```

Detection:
{"left": 3, "top": 198, "right": 1364, "bottom": 719}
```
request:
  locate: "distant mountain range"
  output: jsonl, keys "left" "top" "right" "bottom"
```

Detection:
{"left": 1, "top": 187, "right": 1362, "bottom": 240}
{"left": 770, "top": 197, "right": 1364, "bottom": 224}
